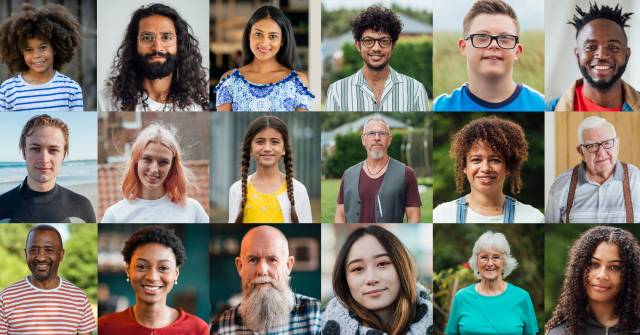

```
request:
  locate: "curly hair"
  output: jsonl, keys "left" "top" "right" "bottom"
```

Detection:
{"left": 122, "top": 225, "right": 186, "bottom": 266}
{"left": 0, "top": 3, "right": 79, "bottom": 73}
{"left": 450, "top": 116, "right": 528, "bottom": 195}
{"left": 569, "top": 2, "right": 633, "bottom": 38}
{"left": 352, "top": 6, "right": 403, "bottom": 43}
{"left": 107, "top": 3, "right": 208, "bottom": 111}
{"left": 545, "top": 226, "right": 640, "bottom": 334}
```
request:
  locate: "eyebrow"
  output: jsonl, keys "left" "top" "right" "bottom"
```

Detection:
{"left": 592, "top": 256, "right": 622, "bottom": 263}
{"left": 136, "top": 257, "right": 173, "bottom": 263}
{"left": 584, "top": 39, "right": 623, "bottom": 44}
{"left": 253, "top": 28, "right": 280, "bottom": 34}
{"left": 347, "top": 253, "right": 389, "bottom": 267}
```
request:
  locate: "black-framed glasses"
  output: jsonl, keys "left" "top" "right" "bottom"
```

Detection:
{"left": 364, "top": 131, "right": 389, "bottom": 138}
{"left": 138, "top": 32, "right": 177, "bottom": 47}
{"left": 465, "top": 34, "right": 519, "bottom": 49}
{"left": 581, "top": 138, "right": 616, "bottom": 153}
{"left": 360, "top": 37, "right": 393, "bottom": 48}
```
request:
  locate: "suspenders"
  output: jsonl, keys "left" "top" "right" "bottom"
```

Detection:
{"left": 564, "top": 162, "right": 634, "bottom": 223}
{"left": 455, "top": 195, "right": 516, "bottom": 223}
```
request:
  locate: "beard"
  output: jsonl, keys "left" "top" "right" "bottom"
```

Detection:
{"left": 28, "top": 260, "right": 54, "bottom": 281}
{"left": 579, "top": 61, "right": 627, "bottom": 91}
{"left": 368, "top": 148, "right": 384, "bottom": 160}
{"left": 364, "top": 53, "right": 389, "bottom": 71}
{"left": 135, "top": 51, "right": 177, "bottom": 80}
{"left": 239, "top": 276, "right": 295, "bottom": 332}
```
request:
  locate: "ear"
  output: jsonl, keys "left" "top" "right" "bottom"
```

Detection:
{"left": 59, "top": 248, "right": 65, "bottom": 263}
{"left": 514, "top": 43, "right": 523, "bottom": 59}
{"left": 626, "top": 47, "right": 631, "bottom": 60}
{"left": 458, "top": 38, "right": 467, "bottom": 56}
{"left": 576, "top": 145, "right": 584, "bottom": 157}
{"left": 175, "top": 266, "right": 180, "bottom": 281}
{"left": 235, "top": 256, "right": 243, "bottom": 276}
{"left": 574, "top": 47, "right": 579, "bottom": 59}
{"left": 125, "top": 263, "right": 131, "bottom": 280}
{"left": 286, "top": 255, "right": 295, "bottom": 274}
{"left": 355, "top": 40, "right": 361, "bottom": 53}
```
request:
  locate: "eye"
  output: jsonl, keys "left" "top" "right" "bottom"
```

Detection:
{"left": 349, "top": 266, "right": 364, "bottom": 273}
{"left": 248, "top": 257, "right": 258, "bottom": 264}
{"left": 135, "top": 264, "right": 148, "bottom": 271}
{"left": 609, "top": 265, "right": 622, "bottom": 271}
{"left": 159, "top": 265, "right": 170, "bottom": 272}
{"left": 608, "top": 45, "right": 620, "bottom": 52}
{"left": 254, "top": 32, "right": 262, "bottom": 38}
{"left": 377, "top": 261, "right": 391, "bottom": 268}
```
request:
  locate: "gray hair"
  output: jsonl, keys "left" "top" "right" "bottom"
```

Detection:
{"left": 577, "top": 116, "right": 617, "bottom": 144}
{"left": 362, "top": 116, "right": 391, "bottom": 134}
{"left": 468, "top": 231, "right": 518, "bottom": 279}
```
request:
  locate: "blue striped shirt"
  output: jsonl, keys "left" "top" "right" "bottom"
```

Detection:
{"left": 0, "top": 72, "right": 83, "bottom": 112}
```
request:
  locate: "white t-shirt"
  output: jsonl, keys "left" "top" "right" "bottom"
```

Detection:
{"left": 433, "top": 197, "right": 544, "bottom": 223}
{"left": 101, "top": 195, "right": 209, "bottom": 223}
{"left": 99, "top": 88, "right": 203, "bottom": 111}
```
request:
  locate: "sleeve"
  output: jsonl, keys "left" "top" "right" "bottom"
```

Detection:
{"left": 101, "top": 206, "right": 115, "bottom": 223}
{"left": 215, "top": 74, "right": 234, "bottom": 107}
{"left": 522, "top": 292, "right": 539, "bottom": 334}
{"left": 405, "top": 167, "right": 422, "bottom": 207}
{"left": 295, "top": 181, "right": 313, "bottom": 223}
{"left": 294, "top": 77, "right": 314, "bottom": 111}
{"left": 325, "top": 83, "right": 339, "bottom": 111}
{"left": 0, "top": 297, "right": 8, "bottom": 335}
{"left": 98, "top": 87, "right": 119, "bottom": 111}
{"left": 77, "top": 295, "right": 97, "bottom": 333}
{"left": 0, "top": 87, "right": 8, "bottom": 112}
{"left": 77, "top": 195, "right": 97, "bottom": 223}
{"left": 414, "top": 82, "right": 430, "bottom": 111}
{"left": 228, "top": 182, "right": 240, "bottom": 223}
{"left": 194, "top": 200, "right": 210, "bottom": 223}
{"left": 445, "top": 293, "right": 461, "bottom": 335}
{"left": 70, "top": 82, "right": 84, "bottom": 112}
{"left": 544, "top": 179, "right": 566, "bottom": 223}
{"left": 337, "top": 177, "right": 345, "bottom": 204}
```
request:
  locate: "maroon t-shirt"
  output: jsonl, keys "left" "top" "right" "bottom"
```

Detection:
{"left": 338, "top": 166, "right": 421, "bottom": 223}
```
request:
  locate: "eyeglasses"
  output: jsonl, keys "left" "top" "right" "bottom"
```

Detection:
{"left": 138, "top": 32, "right": 177, "bottom": 47}
{"left": 360, "top": 37, "right": 393, "bottom": 48}
{"left": 479, "top": 255, "right": 503, "bottom": 263}
{"left": 364, "top": 131, "right": 390, "bottom": 138}
{"left": 581, "top": 138, "right": 616, "bottom": 153}
{"left": 465, "top": 34, "right": 519, "bottom": 49}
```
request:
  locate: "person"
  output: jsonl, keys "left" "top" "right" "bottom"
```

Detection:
{"left": 322, "top": 225, "right": 433, "bottom": 335}
{"left": 102, "top": 123, "right": 208, "bottom": 223}
{"left": 0, "top": 114, "right": 95, "bottom": 223}
{"left": 211, "top": 225, "right": 321, "bottom": 334}
{"left": 546, "top": 116, "right": 640, "bottom": 223}
{"left": 0, "top": 3, "right": 83, "bottom": 112}
{"left": 433, "top": 0, "right": 544, "bottom": 112}
{"left": 547, "top": 3, "right": 638, "bottom": 111}
{"left": 433, "top": 116, "right": 544, "bottom": 223}
{"left": 325, "top": 6, "right": 429, "bottom": 111}
{"left": 214, "top": 6, "right": 313, "bottom": 112}
{"left": 446, "top": 231, "right": 538, "bottom": 335}
{"left": 0, "top": 225, "right": 96, "bottom": 334}
{"left": 228, "top": 115, "right": 312, "bottom": 223}
{"left": 546, "top": 226, "right": 640, "bottom": 334}
{"left": 98, "top": 226, "right": 209, "bottom": 334}
{"left": 335, "top": 116, "right": 421, "bottom": 223}
{"left": 101, "top": 3, "right": 208, "bottom": 111}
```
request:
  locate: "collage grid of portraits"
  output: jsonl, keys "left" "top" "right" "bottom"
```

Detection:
{"left": 0, "top": 0, "right": 640, "bottom": 335}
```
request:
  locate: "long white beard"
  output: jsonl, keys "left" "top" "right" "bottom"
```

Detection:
{"left": 240, "top": 277, "right": 295, "bottom": 332}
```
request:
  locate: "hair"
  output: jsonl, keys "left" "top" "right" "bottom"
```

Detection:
{"left": 468, "top": 231, "right": 518, "bottom": 279}
{"left": 107, "top": 3, "right": 208, "bottom": 111}
{"left": 0, "top": 3, "right": 80, "bottom": 73}
{"left": 242, "top": 5, "right": 297, "bottom": 69}
{"left": 332, "top": 225, "right": 417, "bottom": 335}
{"left": 26, "top": 224, "right": 63, "bottom": 248}
{"left": 577, "top": 116, "right": 617, "bottom": 145}
{"left": 235, "top": 116, "right": 298, "bottom": 223}
{"left": 569, "top": 2, "right": 633, "bottom": 39}
{"left": 545, "top": 226, "right": 640, "bottom": 334}
{"left": 122, "top": 225, "right": 186, "bottom": 266}
{"left": 19, "top": 114, "right": 69, "bottom": 159}
{"left": 462, "top": 0, "right": 520, "bottom": 36}
{"left": 121, "top": 123, "right": 192, "bottom": 205}
{"left": 362, "top": 116, "right": 391, "bottom": 134}
{"left": 352, "top": 6, "right": 403, "bottom": 43}
{"left": 450, "top": 116, "right": 528, "bottom": 195}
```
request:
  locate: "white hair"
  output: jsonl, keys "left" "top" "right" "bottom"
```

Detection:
{"left": 577, "top": 116, "right": 617, "bottom": 144}
{"left": 468, "top": 231, "right": 519, "bottom": 279}
{"left": 362, "top": 116, "right": 390, "bottom": 134}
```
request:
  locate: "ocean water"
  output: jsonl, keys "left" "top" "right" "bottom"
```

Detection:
{"left": 0, "top": 160, "right": 97, "bottom": 191}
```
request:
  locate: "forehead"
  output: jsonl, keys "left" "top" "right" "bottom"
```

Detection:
{"left": 27, "top": 229, "right": 61, "bottom": 247}
{"left": 363, "top": 120, "right": 389, "bottom": 132}
{"left": 467, "top": 13, "right": 518, "bottom": 35}
{"left": 252, "top": 18, "right": 281, "bottom": 33}
{"left": 477, "top": 247, "right": 503, "bottom": 255}
{"left": 592, "top": 241, "right": 621, "bottom": 260}
{"left": 141, "top": 142, "right": 174, "bottom": 159}
{"left": 131, "top": 242, "right": 176, "bottom": 262}
{"left": 347, "top": 234, "right": 387, "bottom": 262}
{"left": 24, "top": 37, "right": 49, "bottom": 47}
{"left": 467, "top": 141, "right": 499, "bottom": 157}
{"left": 242, "top": 233, "right": 288, "bottom": 258}
{"left": 139, "top": 15, "right": 176, "bottom": 33}
{"left": 361, "top": 29, "right": 390, "bottom": 38}
{"left": 254, "top": 127, "right": 283, "bottom": 139}
{"left": 26, "top": 126, "right": 65, "bottom": 146}
{"left": 582, "top": 125, "right": 614, "bottom": 142}
{"left": 578, "top": 18, "right": 627, "bottom": 44}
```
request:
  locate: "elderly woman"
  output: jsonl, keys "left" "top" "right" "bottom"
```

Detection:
{"left": 446, "top": 231, "right": 538, "bottom": 335}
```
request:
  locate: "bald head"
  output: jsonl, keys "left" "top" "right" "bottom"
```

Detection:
{"left": 240, "top": 225, "right": 290, "bottom": 259}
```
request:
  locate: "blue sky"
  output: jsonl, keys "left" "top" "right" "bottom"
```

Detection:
{"left": 434, "top": 0, "right": 544, "bottom": 31}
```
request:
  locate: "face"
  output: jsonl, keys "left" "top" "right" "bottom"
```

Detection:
{"left": 236, "top": 230, "right": 293, "bottom": 294}
{"left": 25, "top": 230, "right": 64, "bottom": 283}
{"left": 126, "top": 243, "right": 179, "bottom": 305}
{"left": 137, "top": 142, "right": 173, "bottom": 196}
{"left": 575, "top": 19, "right": 630, "bottom": 91}
{"left": 577, "top": 125, "right": 618, "bottom": 178}
{"left": 249, "top": 18, "right": 283, "bottom": 62}
{"left": 346, "top": 234, "right": 400, "bottom": 313}
{"left": 251, "top": 127, "right": 285, "bottom": 168}
{"left": 464, "top": 141, "right": 508, "bottom": 195}
{"left": 585, "top": 242, "right": 622, "bottom": 305}
{"left": 477, "top": 248, "right": 504, "bottom": 281}
{"left": 24, "top": 126, "right": 66, "bottom": 190}
{"left": 356, "top": 29, "right": 394, "bottom": 71}
{"left": 361, "top": 121, "right": 392, "bottom": 160}
{"left": 22, "top": 37, "right": 54, "bottom": 75}
{"left": 459, "top": 14, "right": 522, "bottom": 80}
{"left": 137, "top": 15, "right": 178, "bottom": 79}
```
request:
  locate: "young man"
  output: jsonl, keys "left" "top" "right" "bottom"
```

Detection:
{"left": 434, "top": 0, "right": 544, "bottom": 111}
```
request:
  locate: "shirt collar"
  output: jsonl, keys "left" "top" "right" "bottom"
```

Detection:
{"left": 354, "top": 66, "right": 402, "bottom": 87}
{"left": 578, "top": 160, "right": 624, "bottom": 185}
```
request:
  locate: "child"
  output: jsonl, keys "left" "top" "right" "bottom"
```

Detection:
{"left": 0, "top": 4, "right": 83, "bottom": 112}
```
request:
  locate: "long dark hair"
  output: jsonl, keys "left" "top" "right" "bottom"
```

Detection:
{"left": 235, "top": 115, "right": 298, "bottom": 223}
{"left": 242, "top": 5, "right": 297, "bottom": 69}
{"left": 107, "top": 3, "right": 208, "bottom": 111}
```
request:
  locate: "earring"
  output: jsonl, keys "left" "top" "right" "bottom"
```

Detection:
{"left": 175, "top": 279, "right": 178, "bottom": 285}
{"left": 126, "top": 276, "right": 130, "bottom": 282}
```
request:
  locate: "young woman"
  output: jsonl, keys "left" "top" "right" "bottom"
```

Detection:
{"left": 546, "top": 226, "right": 640, "bottom": 334}
{"left": 433, "top": 116, "right": 544, "bottom": 223}
{"left": 102, "top": 124, "right": 208, "bottom": 223}
{"left": 322, "top": 225, "right": 432, "bottom": 335}
{"left": 98, "top": 226, "right": 209, "bottom": 334}
{"left": 228, "top": 115, "right": 312, "bottom": 223}
{"left": 214, "top": 5, "right": 314, "bottom": 111}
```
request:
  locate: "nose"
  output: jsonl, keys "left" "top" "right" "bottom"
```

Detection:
{"left": 151, "top": 35, "right": 164, "bottom": 51}
{"left": 257, "top": 259, "right": 269, "bottom": 276}
{"left": 144, "top": 268, "right": 160, "bottom": 281}
{"left": 364, "top": 268, "right": 379, "bottom": 285}
{"left": 594, "top": 266, "right": 609, "bottom": 280}
{"left": 487, "top": 37, "right": 500, "bottom": 49}
{"left": 594, "top": 45, "right": 610, "bottom": 59}
{"left": 480, "top": 159, "right": 492, "bottom": 171}
{"left": 149, "top": 160, "right": 159, "bottom": 172}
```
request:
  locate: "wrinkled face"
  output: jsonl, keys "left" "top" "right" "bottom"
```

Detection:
{"left": 477, "top": 248, "right": 504, "bottom": 281}
{"left": 22, "top": 37, "right": 54, "bottom": 75}
{"left": 575, "top": 19, "right": 629, "bottom": 91}
{"left": 249, "top": 18, "right": 283, "bottom": 62}
{"left": 356, "top": 29, "right": 394, "bottom": 71}
{"left": 346, "top": 234, "right": 400, "bottom": 314}
{"left": 24, "top": 126, "right": 66, "bottom": 190}
{"left": 251, "top": 127, "right": 285, "bottom": 168}
{"left": 459, "top": 14, "right": 522, "bottom": 80}
{"left": 577, "top": 125, "right": 618, "bottom": 179}
{"left": 361, "top": 120, "right": 392, "bottom": 160}
{"left": 137, "top": 142, "right": 173, "bottom": 196}
{"left": 25, "top": 229, "right": 64, "bottom": 282}
{"left": 236, "top": 233, "right": 293, "bottom": 296}
{"left": 585, "top": 242, "right": 622, "bottom": 305}
{"left": 464, "top": 141, "right": 508, "bottom": 195}
{"left": 126, "top": 243, "right": 179, "bottom": 305}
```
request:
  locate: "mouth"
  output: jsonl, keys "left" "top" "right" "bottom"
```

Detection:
{"left": 591, "top": 284, "right": 611, "bottom": 292}
{"left": 482, "top": 55, "right": 504, "bottom": 61}
{"left": 476, "top": 175, "right": 496, "bottom": 184}
{"left": 257, "top": 47, "right": 271, "bottom": 54}
{"left": 368, "top": 53, "right": 384, "bottom": 61}
{"left": 34, "top": 263, "right": 51, "bottom": 271}
{"left": 590, "top": 63, "right": 614, "bottom": 76}
{"left": 141, "top": 284, "right": 164, "bottom": 295}
{"left": 144, "top": 174, "right": 161, "bottom": 184}
{"left": 364, "top": 288, "right": 387, "bottom": 297}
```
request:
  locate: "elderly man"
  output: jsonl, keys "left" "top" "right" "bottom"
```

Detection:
{"left": 0, "top": 225, "right": 96, "bottom": 334}
{"left": 211, "top": 225, "right": 321, "bottom": 334}
{"left": 335, "top": 116, "right": 421, "bottom": 223}
{"left": 546, "top": 116, "right": 640, "bottom": 223}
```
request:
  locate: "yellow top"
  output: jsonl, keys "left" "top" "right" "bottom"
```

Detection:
{"left": 242, "top": 181, "right": 286, "bottom": 223}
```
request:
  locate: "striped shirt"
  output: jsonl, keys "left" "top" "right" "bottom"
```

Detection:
{"left": 0, "top": 277, "right": 96, "bottom": 335}
{"left": 325, "top": 67, "right": 429, "bottom": 111}
{"left": 0, "top": 72, "right": 83, "bottom": 112}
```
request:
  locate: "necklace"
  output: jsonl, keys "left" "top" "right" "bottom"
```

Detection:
{"left": 142, "top": 93, "right": 173, "bottom": 112}
{"left": 364, "top": 157, "right": 389, "bottom": 176}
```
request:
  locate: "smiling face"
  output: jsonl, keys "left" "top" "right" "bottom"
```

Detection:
{"left": 25, "top": 229, "right": 64, "bottom": 285}
{"left": 22, "top": 37, "right": 55, "bottom": 77}
{"left": 356, "top": 29, "right": 394, "bottom": 71}
{"left": 251, "top": 127, "right": 284, "bottom": 169}
{"left": 126, "top": 242, "right": 179, "bottom": 306}
{"left": 137, "top": 15, "right": 178, "bottom": 60}
{"left": 477, "top": 248, "right": 504, "bottom": 281}
{"left": 464, "top": 141, "right": 508, "bottom": 195}
{"left": 577, "top": 125, "right": 618, "bottom": 181}
{"left": 361, "top": 120, "right": 392, "bottom": 160}
{"left": 24, "top": 126, "right": 66, "bottom": 192}
{"left": 585, "top": 242, "right": 622, "bottom": 305}
{"left": 137, "top": 142, "right": 174, "bottom": 199}
{"left": 249, "top": 18, "right": 282, "bottom": 62}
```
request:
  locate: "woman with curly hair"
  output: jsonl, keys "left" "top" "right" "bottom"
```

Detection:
{"left": 433, "top": 116, "right": 544, "bottom": 223}
{"left": 214, "top": 5, "right": 314, "bottom": 112}
{"left": 228, "top": 115, "right": 312, "bottom": 223}
{"left": 0, "top": 4, "right": 83, "bottom": 112}
{"left": 546, "top": 226, "right": 640, "bottom": 334}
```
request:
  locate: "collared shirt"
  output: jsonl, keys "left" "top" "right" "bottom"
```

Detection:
{"left": 211, "top": 293, "right": 321, "bottom": 335}
{"left": 545, "top": 161, "right": 640, "bottom": 223}
{"left": 325, "top": 67, "right": 429, "bottom": 111}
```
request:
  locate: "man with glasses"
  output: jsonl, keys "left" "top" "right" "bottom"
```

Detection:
{"left": 546, "top": 116, "right": 640, "bottom": 223}
{"left": 99, "top": 3, "right": 208, "bottom": 111}
{"left": 434, "top": 0, "right": 544, "bottom": 111}
{"left": 325, "top": 6, "right": 429, "bottom": 111}
{"left": 335, "top": 117, "right": 421, "bottom": 223}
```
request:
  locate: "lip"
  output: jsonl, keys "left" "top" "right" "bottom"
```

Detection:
{"left": 476, "top": 175, "right": 496, "bottom": 184}
{"left": 364, "top": 288, "right": 387, "bottom": 297}
{"left": 141, "top": 284, "right": 164, "bottom": 295}
{"left": 35, "top": 263, "right": 50, "bottom": 271}
{"left": 368, "top": 54, "right": 383, "bottom": 62}
{"left": 36, "top": 167, "right": 52, "bottom": 173}
{"left": 144, "top": 174, "right": 161, "bottom": 184}
{"left": 482, "top": 55, "right": 503, "bottom": 61}
{"left": 590, "top": 63, "right": 614, "bottom": 76}
{"left": 591, "top": 284, "right": 610, "bottom": 292}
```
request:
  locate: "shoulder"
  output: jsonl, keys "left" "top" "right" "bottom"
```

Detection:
{"left": 54, "top": 72, "right": 81, "bottom": 87}
{"left": 433, "top": 85, "right": 466, "bottom": 110}
{"left": 184, "top": 197, "right": 204, "bottom": 208}
{"left": 453, "top": 284, "right": 476, "bottom": 299}
{"left": 545, "top": 97, "right": 561, "bottom": 111}
{"left": 519, "top": 84, "right": 544, "bottom": 99}
{"left": 0, "top": 184, "right": 20, "bottom": 201}
{"left": 60, "top": 278, "right": 90, "bottom": 296}
{"left": 291, "top": 178, "right": 308, "bottom": 193}
{"left": 229, "top": 180, "right": 242, "bottom": 194}
{"left": 328, "top": 72, "right": 359, "bottom": 89}
{"left": 98, "top": 309, "right": 131, "bottom": 329}
{"left": 506, "top": 283, "right": 532, "bottom": 298}
{"left": 433, "top": 199, "right": 459, "bottom": 223}
{"left": 295, "top": 71, "right": 309, "bottom": 86}
{"left": 0, "top": 278, "right": 28, "bottom": 297}
{"left": 514, "top": 200, "right": 545, "bottom": 223}
{"left": 220, "top": 69, "right": 237, "bottom": 81}
{"left": 546, "top": 323, "right": 566, "bottom": 335}
{"left": 343, "top": 162, "right": 363, "bottom": 176}
{"left": 396, "top": 71, "right": 425, "bottom": 88}
{"left": 0, "top": 75, "right": 20, "bottom": 89}
{"left": 212, "top": 304, "right": 241, "bottom": 332}
{"left": 549, "top": 167, "right": 576, "bottom": 195}
{"left": 57, "top": 184, "right": 91, "bottom": 205}
{"left": 292, "top": 293, "right": 320, "bottom": 315}
{"left": 178, "top": 309, "right": 209, "bottom": 328}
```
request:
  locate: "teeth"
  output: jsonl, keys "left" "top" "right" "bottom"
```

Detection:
{"left": 594, "top": 65, "right": 611, "bottom": 70}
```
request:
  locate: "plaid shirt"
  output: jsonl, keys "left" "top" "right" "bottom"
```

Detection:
{"left": 211, "top": 293, "right": 321, "bottom": 335}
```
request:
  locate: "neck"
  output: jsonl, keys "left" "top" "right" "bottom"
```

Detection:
{"left": 132, "top": 302, "right": 173, "bottom": 328}
{"left": 254, "top": 165, "right": 282, "bottom": 179}
{"left": 582, "top": 80, "right": 624, "bottom": 108}
{"left": 477, "top": 278, "right": 505, "bottom": 296}
{"left": 467, "top": 191, "right": 505, "bottom": 214}
{"left": 588, "top": 301, "right": 619, "bottom": 328}
{"left": 143, "top": 75, "right": 173, "bottom": 103}
{"left": 366, "top": 154, "right": 390, "bottom": 168}
{"left": 373, "top": 306, "right": 392, "bottom": 329}
{"left": 28, "top": 275, "right": 59, "bottom": 290}
{"left": 140, "top": 187, "right": 165, "bottom": 200}
{"left": 26, "top": 177, "right": 56, "bottom": 192}
{"left": 585, "top": 162, "right": 616, "bottom": 185}
{"left": 362, "top": 65, "right": 390, "bottom": 83}
{"left": 247, "top": 59, "right": 286, "bottom": 73}
{"left": 467, "top": 71, "right": 516, "bottom": 103}
{"left": 23, "top": 69, "right": 55, "bottom": 84}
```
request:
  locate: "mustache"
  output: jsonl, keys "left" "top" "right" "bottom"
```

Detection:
{"left": 250, "top": 278, "right": 277, "bottom": 290}
{"left": 143, "top": 51, "right": 171, "bottom": 60}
